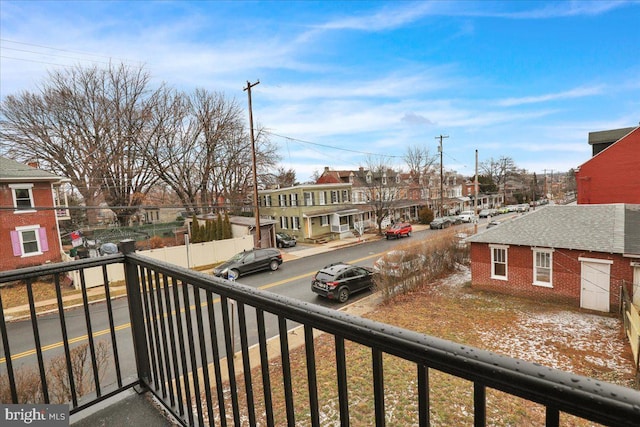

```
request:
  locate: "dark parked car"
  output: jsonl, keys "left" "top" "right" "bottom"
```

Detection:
{"left": 276, "top": 232, "right": 296, "bottom": 248}
{"left": 446, "top": 215, "right": 463, "bottom": 225}
{"left": 385, "top": 222, "right": 412, "bottom": 239}
{"left": 311, "top": 262, "right": 374, "bottom": 303}
{"left": 213, "top": 248, "right": 283, "bottom": 279}
{"left": 430, "top": 217, "right": 451, "bottom": 229}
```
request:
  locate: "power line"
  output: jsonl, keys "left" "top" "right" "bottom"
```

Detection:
{"left": 0, "top": 38, "right": 144, "bottom": 68}
{"left": 264, "top": 130, "right": 403, "bottom": 158}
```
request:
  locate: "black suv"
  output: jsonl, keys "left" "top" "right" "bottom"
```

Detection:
{"left": 276, "top": 232, "right": 297, "bottom": 248}
{"left": 213, "top": 248, "right": 282, "bottom": 279}
{"left": 311, "top": 262, "right": 374, "bottom": 303}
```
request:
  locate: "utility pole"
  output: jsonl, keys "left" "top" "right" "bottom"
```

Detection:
{"left": 244, "top": 80, "right": 260, "bottom": 247}
{"left": 474, "top": 149, "right": 478, "bottom": 233}
{"left": 436, "top": 134, "right": 449, "bottom": 217}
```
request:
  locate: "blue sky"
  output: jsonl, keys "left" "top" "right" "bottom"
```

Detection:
{"left": 1, "top": 1, "right": 639, "bottom": 182}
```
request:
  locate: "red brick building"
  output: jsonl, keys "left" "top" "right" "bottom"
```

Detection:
{"left": 467, "top": 204, "right": 640, "bottom": 312}
{"left": 575, "top": 126, "right": 640, "bottom": 204}
{"left": 0, "top": 157, "right": 70, "bottom": 271}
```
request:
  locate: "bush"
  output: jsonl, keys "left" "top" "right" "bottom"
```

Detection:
{"left": 373, "top": 230, "right": 470, "bottom": 302}
{"left": 418, "top": 207, "right": 435, "bottom": 224}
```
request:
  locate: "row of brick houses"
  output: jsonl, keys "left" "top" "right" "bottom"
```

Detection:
{"left": 468, "top": 126, "right": 640, "bottom": 312}
{"left": 257, "top": 166, "right": 479, "bottom": 243}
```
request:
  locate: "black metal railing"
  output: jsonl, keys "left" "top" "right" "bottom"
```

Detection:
{"left": 1, "top": 242, "right": 640, "bottom": 426}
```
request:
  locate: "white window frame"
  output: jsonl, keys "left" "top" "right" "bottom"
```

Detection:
{"left": 279, "top": 194, "right": 287, "bottom": 207}
{"left": 331, "top": 190, "right": 339, "bottom": 204}
{"left": 490, "top": 244, "right": 509, "bottom": 280}
{"left": 532, "top": 248, "right": 554, "bottom": 288}
{"left": 264, "top": 194, "right": 272, "bottom": 207}
{"left": 319, "top": 192, "right": 326, "bottom": 206}
{"left": 321, "top": 215, "right": 329, "bottom": 226}
{"left": 341, "top": 190, "right": 350, "bottom": 202}
{"left": 10, "top": 184, "right": 36, "bottom": 213}
{"left": 280, "top": 216, "right": 288, "bottom": 229}
{"left": 304, "top": 192, "right": 314, "bottom": 206}
{"left": 290, "top": 193, "right": 298, "bottom": 207}
{"left": 291, "top": 216, "right": 300, "bottom": 230}
{"left": 16, "top": 225, "right": 43, "bottom": 257}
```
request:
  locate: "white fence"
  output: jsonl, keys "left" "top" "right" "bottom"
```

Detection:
{"left": 69, "top": 235, "right": 255, "bottom": 289}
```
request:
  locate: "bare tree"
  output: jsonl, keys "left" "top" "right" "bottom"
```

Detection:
{"left": 360, "top": 156, "right": 401, "bottom": 235}
{"left": 262, "top": 167, "right": 297, "bottom": 189}
{"left": 141, "top": 88, "right": 279, "bottom": 215}
{"left": 0, "top": 63, "right": 159, "bottom": 225}
{"left": 404, "top": 145, "right": 438, "bottom": 201}
{"left": 403, "top": 145, "right": 438, "bottom": 176}
{"left": 480, "top": 156, "right": 517, "bottom": 203}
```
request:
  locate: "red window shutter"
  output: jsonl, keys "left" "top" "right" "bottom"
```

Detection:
{"left": 10, "top": 231, "right": 22, "bottom": 256}
{"left": 39, "top": 228, "right": 49, "bottom": 252}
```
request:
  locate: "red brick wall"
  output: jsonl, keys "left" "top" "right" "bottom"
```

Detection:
{"left": 470, "top": 243, "right": 633, "bottom": 311}
{"left": 576, "top": 127, "right": 640, "bottom": 204}
{"left": 0, "top": 182, "right": 62, "bottom": 271}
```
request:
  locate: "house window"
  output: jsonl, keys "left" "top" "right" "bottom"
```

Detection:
{"left": 341, "top": 190, "right": 350, "bottom": 202}
{"left": 366, "top": 173, "right": 372, "bottom": 184}
{"left": 533, "top": 248, "right": 553, "bottom": 287}
{"left": 331, "top": 190, "right": 339, "bottom": 204}
{"left": 264, "top": 195, "right": 272, "bottom": 207}
{"left": 279, "top": 194, "right": 287, "bottom": 207}
{"left": 304, "top": 192, "right": 314, "bottom": 206}
{"left": 490, "top": 244, "right": 508, "bottom": 280}
{"left": 10, "top": 184, "right": 35, "bottom": 212}
{"left": 280, "top": 216, "right": 288, "bottom": 229}
{"left": 319, "top": 192, "right": 326, "bottom": 205}
{"left": 291, "top": 216, "right": 300, "bottom": 230}
{"left": 11, "top": 225, "right": 48, "bottom": 257}
{"left": 321, "top": 215, "right": 329, "bottom": 226}
{"left": 382, "top": 175, "right": 387, "bottom": 185}
{"left": 290, "top": 193, "right": 298, "bottom": 207}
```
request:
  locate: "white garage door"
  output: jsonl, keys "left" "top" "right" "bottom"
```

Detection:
{"left": 580, "top": 258, "right": 611, "bottom": 312}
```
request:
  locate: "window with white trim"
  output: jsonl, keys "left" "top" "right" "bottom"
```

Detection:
{"left": 490, "top": 244, "right": 508, "bottom": 279}
{"left": 321, "top": 215, "right": 329, "bottom": 226}
{"left": 279, "top": 194, "right": 287, "bottom": 207}
{"left": 319, "top": 192, "right": 326, "bottom": 205}
{"left": 11, "top": 225, "right": 48, "bottom": 257}
{"left": 264, "top": 194, "right": 272, "bottom": 207}
{"left": 341, "top": 190, "right": 350, "bottom": 202}
{"left": 304, "top": 192, "right": 314, "bottom": 206}
{"left": 331, "top": 190, "right": 339, "bottom": 204}
{"left": 280, "top": 216, "right": 288, "bottom": 229}
{"left": 533, "top": 248, "right": 553, "bottom": 287}
{"left": 290, "top": 193, "right": 298, "bottom": 206}
{"left": 10, "top": 184, "right": 35, "bottom": 212}
{"left": 291, "top": 216, "right": 300, "bottom": 230}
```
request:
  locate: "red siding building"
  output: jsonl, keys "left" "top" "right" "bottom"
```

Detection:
{"left": 0, "top": 157, "right": 69, "bottom": 271}
{"left": 575, "top": 126, "right": 640, "bottom": 204}
{"left": 467, "top": 204, "right": 640, "bottom": 312}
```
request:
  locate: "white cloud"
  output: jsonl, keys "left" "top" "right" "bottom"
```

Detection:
{"left": 496, "top": 86, "right": 605, "bottom": 107}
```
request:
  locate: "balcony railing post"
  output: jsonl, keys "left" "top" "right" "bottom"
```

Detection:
{"left": 119, "top": 239, "right": 152, "bottom": 389}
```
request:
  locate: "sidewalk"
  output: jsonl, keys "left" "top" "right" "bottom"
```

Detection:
{"left": 5, "top": 225, "right": 426, "bottom": 320}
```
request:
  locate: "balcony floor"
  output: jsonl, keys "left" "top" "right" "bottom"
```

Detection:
{"left": 70, "top": 389, "right": 181, "bottom": 426}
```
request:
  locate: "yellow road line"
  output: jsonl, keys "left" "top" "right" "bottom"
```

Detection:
{"left": 1, "top": 251, "right": 383, "bottom": 364}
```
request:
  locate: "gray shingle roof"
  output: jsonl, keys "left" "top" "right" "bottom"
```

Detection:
{"left": 0, "top": 157, "right": 67, "bottom": 182}
{"left": 467, "top": 204, "right": 640, "bottom": 255}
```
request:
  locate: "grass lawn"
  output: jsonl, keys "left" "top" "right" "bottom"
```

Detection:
{"left": 204, "top": 266, "right": 635, "bottom": 426}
